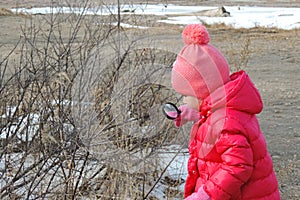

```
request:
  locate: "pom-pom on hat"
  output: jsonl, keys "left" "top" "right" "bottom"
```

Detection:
{"left": 182, "top": 24, "right": 210, "bottom": 45}
{"left": 172, "top": 24, "right": 230, "bottom": 100}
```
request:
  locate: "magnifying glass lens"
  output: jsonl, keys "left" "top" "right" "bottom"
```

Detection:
{"left": 163, "top": 103, "right": 180, "bottom": 120}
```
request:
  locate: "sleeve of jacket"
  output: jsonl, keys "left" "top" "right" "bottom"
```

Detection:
{"left": 204, "top": 131, "right": 254, "bottom": 200}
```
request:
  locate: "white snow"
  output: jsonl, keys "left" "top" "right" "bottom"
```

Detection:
{"left": 0, "top": 106, "right": 39, "bottom": 141}
{"left": 159, "top": 6, "right": 300, "bottom": 29}
{"left": 11, "top": 4, "right": 300, "bottom": 30}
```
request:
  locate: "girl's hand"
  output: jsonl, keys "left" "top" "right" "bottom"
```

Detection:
{"left": 174, "top": 104, "right": 200, "bottom": 127}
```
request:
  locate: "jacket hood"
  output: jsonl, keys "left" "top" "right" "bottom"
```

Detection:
{"left": 200, "top": 70, "right": 263, "bottom": 115}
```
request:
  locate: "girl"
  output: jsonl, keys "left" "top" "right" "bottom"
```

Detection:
{"left": 171, "top": 24, "right": 280, "bottom": 200}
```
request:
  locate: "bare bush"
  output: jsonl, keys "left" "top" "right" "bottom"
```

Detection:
{"left": 0, "top": 1, "right": 187, "bottom": 199}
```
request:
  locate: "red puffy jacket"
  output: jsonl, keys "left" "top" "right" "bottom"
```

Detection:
{"left": 185, "top": 70, "right": 280, "bottom": 200}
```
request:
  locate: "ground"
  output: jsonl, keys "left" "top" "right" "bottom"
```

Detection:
{"left": 0, "top": 0, "right": 299, "bottom": 199}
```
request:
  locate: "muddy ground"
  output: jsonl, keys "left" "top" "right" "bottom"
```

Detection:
{"left": 0, "top": 0, "right": 299, "bottom": 199}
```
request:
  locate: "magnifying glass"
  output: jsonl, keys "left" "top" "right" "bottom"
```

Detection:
{"left": 162, "top": 102, "right": 181, "bottom": 120}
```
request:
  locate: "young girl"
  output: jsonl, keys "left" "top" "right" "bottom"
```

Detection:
{"left": 171, "top": 24, "right": 280, "bottom": 200}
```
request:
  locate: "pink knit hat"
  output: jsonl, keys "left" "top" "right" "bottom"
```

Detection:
{"left": 171, "top": 24, "right": 230, "bottom": 100}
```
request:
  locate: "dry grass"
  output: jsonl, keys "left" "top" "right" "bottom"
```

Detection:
{"left": 0, "top": 8, "right": 14, "bottom": 16}
{"left": 0, "top": 7, "right": 28, "bottom": 17}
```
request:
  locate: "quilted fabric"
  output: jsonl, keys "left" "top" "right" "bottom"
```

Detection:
{"left": 184, "top": 70, "right": 280, "bottom": 200}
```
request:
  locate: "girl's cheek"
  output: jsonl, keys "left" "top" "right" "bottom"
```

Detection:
{"left": 182, "top": 96, "right": 188, "bottom": 104}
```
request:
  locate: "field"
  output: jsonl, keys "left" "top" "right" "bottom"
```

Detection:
{"left": 0, "top": 0, "right": 299, "bottom": 199}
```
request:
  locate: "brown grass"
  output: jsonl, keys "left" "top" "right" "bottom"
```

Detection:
{"left": 0, "top": 7, "right": 14, "bottom": 16}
